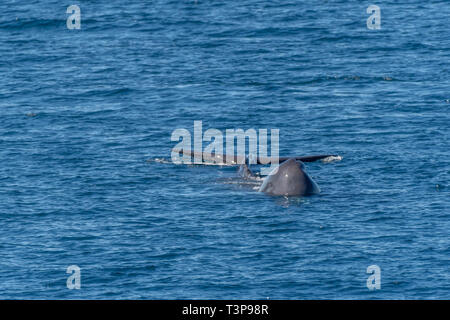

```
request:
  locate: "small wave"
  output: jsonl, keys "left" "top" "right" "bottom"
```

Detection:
{"left": 146, "top": 157, "right": 172, "bottom": 164}
{"left": 221, "top": 178, "right": 262, "bottom": 186}
{"left": 0, "top": 18, "right": 63, "bottom": 30}
{"left": 81, "top": 87, "right": 135, "bottom": 97}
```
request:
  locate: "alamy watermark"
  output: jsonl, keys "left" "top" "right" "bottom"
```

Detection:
{"left": 366, "top": 5, "right": 381, "bottom": 30}
{"left": 366, "top": 265, "right": 381, "bottom": 290}
{"left": 66, "top": 5, "right": 380, "bottom": 31}
{"left": 67, "top": 5, "right": 81, "bottom": 30}
{"left": 66, "top": 265, "right": 81, "bottom": 289}
{"left": 171, "top": 121, "right": 279, "bottom": 175}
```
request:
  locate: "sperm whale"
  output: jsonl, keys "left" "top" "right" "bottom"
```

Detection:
{"left": 173, "top": 149, "right": 339, "bottom": 196}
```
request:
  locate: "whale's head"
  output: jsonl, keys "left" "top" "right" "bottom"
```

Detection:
{"left": 258, "top": 158, "right": 320, "bottom": 196}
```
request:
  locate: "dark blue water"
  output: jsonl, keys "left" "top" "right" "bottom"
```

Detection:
{"left": 0, "top": 0, "right": 449, "bottom": 299}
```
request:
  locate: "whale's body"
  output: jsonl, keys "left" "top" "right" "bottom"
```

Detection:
{"left": 258, "top": 158, "right": 320, "bottom": 196}
{"left": 172, "top": 149, "right": 337, "bottom": 197}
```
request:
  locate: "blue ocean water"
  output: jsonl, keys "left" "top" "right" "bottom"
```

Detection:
{"left": 0, "top": 0, "right": 449, "bottom": 299}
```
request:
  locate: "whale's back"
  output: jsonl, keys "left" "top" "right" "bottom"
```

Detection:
{"left": 259, "top": 159, "right": 320, "bottom": 196}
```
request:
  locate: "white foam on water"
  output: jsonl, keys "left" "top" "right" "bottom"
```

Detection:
{"left": 321, "top": 155, "right": 343, "bottom": 163}
{"left": 147, "top": 158, "right": 172, "bottom": 164}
